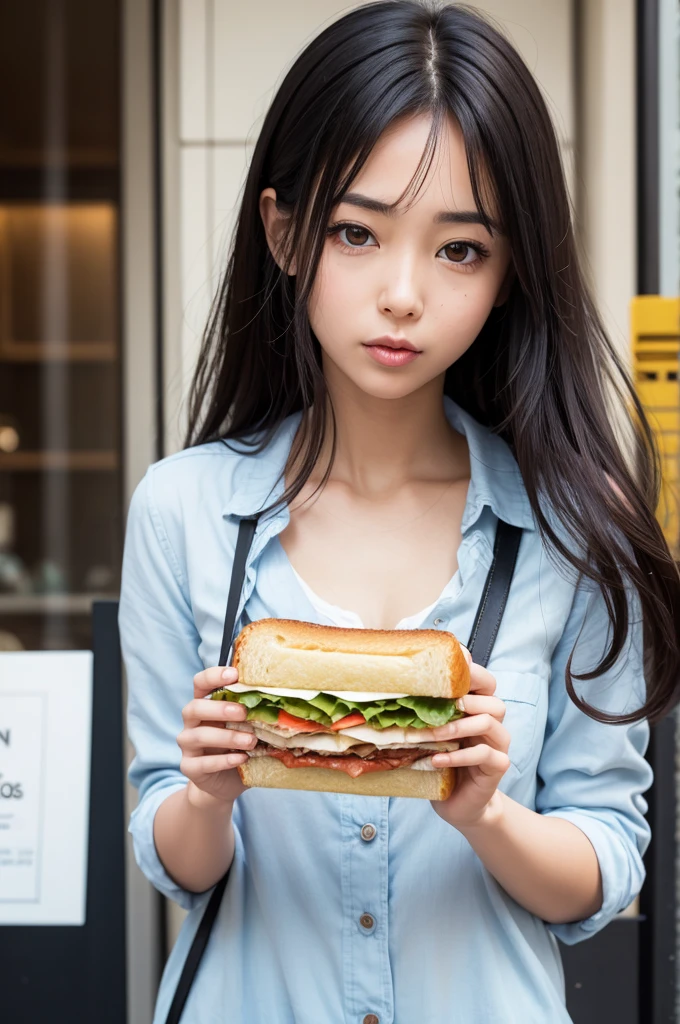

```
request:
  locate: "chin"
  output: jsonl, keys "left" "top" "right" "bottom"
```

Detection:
{"left": 348, "top": 372, "right": 426, "bottom": 401}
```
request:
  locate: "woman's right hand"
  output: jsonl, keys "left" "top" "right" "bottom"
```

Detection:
{"left": 178, "top": 665, "right": 255, "bottom": 809}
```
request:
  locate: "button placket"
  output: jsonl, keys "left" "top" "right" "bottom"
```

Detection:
{"left": 344, "top": 796, "right": 393, "bottom": 1022}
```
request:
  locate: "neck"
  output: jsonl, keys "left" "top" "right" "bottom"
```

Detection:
{"left": 310, "top": 364, "right": 467, "bottom": 496}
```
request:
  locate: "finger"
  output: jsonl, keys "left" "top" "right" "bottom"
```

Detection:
{"left": 431, "top": 713, "right": 510, "bottom": 753}
{"left": 183, "top": 697, "right": 247, "bottom": 727}
{"left": 179, "top": 725, "right": 257, "bottom": 753}
{"left": 467, "top": 662, "right": 497, "bottom": 696}
{"left": 452, "top": 694, "right": 506, "bottom": 723}
{"left": 430, "top": 744, "right": 511, "bottom": 776}
{"left": 193, "top": 665, "right": 239, "bottom": 697}
{"left": 180, "top": 751, "right": 250, "bottom": 780}
{"left": 460, "top": 644, "right": 472, "bottom": 666}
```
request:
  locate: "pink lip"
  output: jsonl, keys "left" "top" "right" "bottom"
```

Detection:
{"left": 365, "top": 335, "right": 420, "bottom": 351}
{"left": 362, "top": 335, "right": 422, "bottom": 367}
{"left": 363, "top": 344, "right": 421, "bottom": 367}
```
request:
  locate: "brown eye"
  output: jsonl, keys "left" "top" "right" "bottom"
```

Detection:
{"left": 343, "top": 225, "right": 370, "bottom": 246}
{"left": 327, "top": 223, "right": 377, "bottom": 251}
{"left": 443, "top": 242, "right": 474, "bottom": 263}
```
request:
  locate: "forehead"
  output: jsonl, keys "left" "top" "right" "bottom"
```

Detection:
{"left": 342, "top": 112, "right": 477, "bottom": 216}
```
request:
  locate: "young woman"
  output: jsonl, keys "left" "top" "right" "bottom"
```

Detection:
{"left": 119, "top": 3, "right": 680, "bottom": 1021}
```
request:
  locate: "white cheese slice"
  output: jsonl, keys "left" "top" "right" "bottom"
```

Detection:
{"left": 340, "top": 724, "right": 438, "bottom": 744}
{"left": 322, "top": 689, "right": 410, "bottom": 701}
{"left": 220, "top": 682, "right": 320, "bottom": 698}
{"left": 220, "top": 682, "right": 410, "bottom": 701}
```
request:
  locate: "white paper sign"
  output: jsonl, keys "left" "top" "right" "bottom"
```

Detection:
{"left": 0, "top": 651, "right": 93, "bottom": 925}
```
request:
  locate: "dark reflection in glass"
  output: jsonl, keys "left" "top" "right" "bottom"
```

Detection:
{"left": 0, "top": 0, "right": 121, "bottom": 652}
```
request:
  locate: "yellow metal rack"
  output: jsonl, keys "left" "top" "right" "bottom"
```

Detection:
{"left": 631, "top": 296, "right": 680, "bottom": 552}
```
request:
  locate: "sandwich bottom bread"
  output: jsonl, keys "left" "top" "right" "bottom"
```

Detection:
{"left": 209, "top": 618, "right": 471, "bottom": 800}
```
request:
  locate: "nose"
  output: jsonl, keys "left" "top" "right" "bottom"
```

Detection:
{"left": 378, "top": 254, "right": 424, "bottom": 320}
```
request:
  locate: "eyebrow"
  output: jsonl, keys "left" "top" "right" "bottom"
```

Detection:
{"left": 337, "top": 191, "right": 499, "bottom": 232}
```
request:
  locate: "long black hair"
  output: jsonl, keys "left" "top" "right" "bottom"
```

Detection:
{"left": 184, "top": 0, "right": 680, "bottom": 726}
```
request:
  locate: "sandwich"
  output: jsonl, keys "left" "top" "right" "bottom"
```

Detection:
{"left": 208, "top": 618, "right": 470, "bottom": 800}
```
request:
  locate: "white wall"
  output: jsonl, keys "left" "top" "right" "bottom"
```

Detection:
{"left": 122, "top": 0, "right": 164, "bottom": 1016}
{"left": 163, "top": 0, "right": 575, "bottom": 455}
{"left": 578, "top": 0, "right": 637, "bottom": 357}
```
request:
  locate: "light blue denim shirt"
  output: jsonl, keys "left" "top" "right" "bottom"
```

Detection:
{"left": 120, "top": 395, "right": 652, "bottom": 1024}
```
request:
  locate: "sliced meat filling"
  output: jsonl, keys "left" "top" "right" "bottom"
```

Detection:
{"left": 253, "top": 742, "right": 438, "bottom": 777}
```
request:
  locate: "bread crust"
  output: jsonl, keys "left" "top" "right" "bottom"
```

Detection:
{"left": 233, "top": 617, "right": 470, "bottom": 698}
{"left": 236, "top": 617, "right": 458, "bottom": 656}
{"left": 238, "top": 755, "right": 455, "bottom": 799}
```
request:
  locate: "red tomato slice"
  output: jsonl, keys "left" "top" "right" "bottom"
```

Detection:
{"left": 277, "top": 709, "right": 329, "bottom": 733}
{"left": 330, "top": 712, "right": 367, "bottom": 731}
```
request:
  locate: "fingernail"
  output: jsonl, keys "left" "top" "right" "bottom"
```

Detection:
{"left": 455, "top": 697, "right": 466, "bottom": 713}
{"left": 221, "top": 668, "right": 236, "bottom": 680}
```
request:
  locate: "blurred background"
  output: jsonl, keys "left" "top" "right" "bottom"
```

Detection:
{"left": 0, "top": 1, "right": 677, "bottom": 1022}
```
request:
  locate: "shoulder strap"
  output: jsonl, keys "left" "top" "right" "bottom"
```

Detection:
{"left": 165, "top": 515, "right": 259, "bottom": 1024}
{"left": 218, "top": 515, "right": 260, "bottom": 667}
{"left": 164, "top": 872, "right": 229, "bottom": 1024}
{"left": 466, "top": 519, "right": 522, "bottom": 668}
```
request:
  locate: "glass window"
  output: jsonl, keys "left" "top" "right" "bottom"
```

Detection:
{"left": 0, "top": 0, "right": 121, "bottom": 651}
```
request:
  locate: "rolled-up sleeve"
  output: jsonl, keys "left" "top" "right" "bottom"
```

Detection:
{"left": 119, "top": 467, "right": 207, "bottom": 910}
{"left": 535, "top": 578, "right": 653, "bottom": 945}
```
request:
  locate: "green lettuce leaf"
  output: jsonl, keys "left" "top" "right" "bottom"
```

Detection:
{"left": 395, "top": 696, "right": 457, "bottom": 726}
{"left": 245, "top": 703, "right": 278, "bottom": 723}
{"left": 305, "top": 693, "right": 343, "bottom": 717}
{"left": 209, "top": 687, "right": 463, "bottom": 731}
{"left": 238, "top": 691, "right": 264, "bottom": 708}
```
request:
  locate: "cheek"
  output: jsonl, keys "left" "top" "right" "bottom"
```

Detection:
{"left": 308, "top": 251, "right": 354, "bottom": 316}
{"left": 307, "top": 251, "right": 362, "bottom": 351}
{"left": 428, "top": 274, "right": 501, "bottom": 357}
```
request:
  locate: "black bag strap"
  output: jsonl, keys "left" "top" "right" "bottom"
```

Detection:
{"left": 164, "top": 515, "right": 259, "bottom": 1024}
{"left": 466, "top": 519, "right": 523, "bottom": 668}
{"left": 164, "top": 872, "right": 229, "bottom": 1024}
{"left": 218, "top": 516, "right": 260, "bottom": 667}
{"left": 165, "top": 514, "right": 521, "bottom": 1024}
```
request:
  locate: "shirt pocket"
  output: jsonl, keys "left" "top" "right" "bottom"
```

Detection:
{"left": 492, "top": 670, "right": 542, "bottom": 774}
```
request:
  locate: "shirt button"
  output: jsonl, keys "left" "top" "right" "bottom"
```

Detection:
{"left": 360, "top": 823, "right": 377, "bottom": 841}
{"left": 363, "top": 1016, "right": 380, "bottom": 1024}
{"left": 359, "top": 913, "right": 375, "bottom": 930}
{"left": 433, "top": 617, "right": 444, "bottom": 626}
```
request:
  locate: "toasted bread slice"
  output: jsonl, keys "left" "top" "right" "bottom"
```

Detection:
{"left": 238, "top": 754, "right": 455, "bottom": 799}
{"left": 233, "top": 618, "right": 470, "bottom": 699}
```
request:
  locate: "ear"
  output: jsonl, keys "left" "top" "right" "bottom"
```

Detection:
{"left": 259, "top": 187, "right": 296, "bottom": 275}
{"left": 493, "top": 263, "right": 515, "bottom": 307}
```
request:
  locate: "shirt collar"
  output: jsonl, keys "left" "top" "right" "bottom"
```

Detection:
{"left": 221, "top": 395, "right": 535, "bottom": 532}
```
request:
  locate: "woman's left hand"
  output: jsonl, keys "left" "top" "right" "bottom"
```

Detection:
{"left": 429, "top": 652, "right": 511, "bottom": 829}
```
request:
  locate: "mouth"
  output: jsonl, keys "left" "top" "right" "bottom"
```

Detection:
{"left": 362, "top": 337, "right": 422, "bottom": 367}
